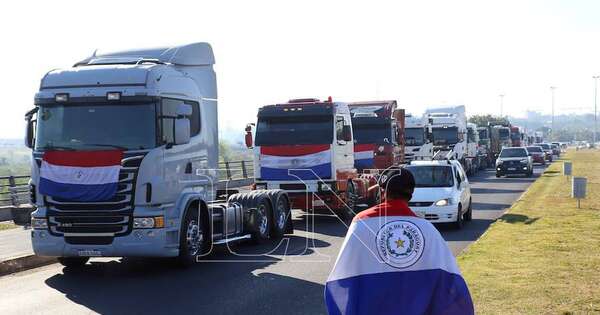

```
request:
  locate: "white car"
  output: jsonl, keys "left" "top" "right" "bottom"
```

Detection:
{"left": 404, "top": 160, "right": 472, "bottom": 229}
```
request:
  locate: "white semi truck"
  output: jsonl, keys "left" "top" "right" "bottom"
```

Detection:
{"left": 25, "top": 43, "right": 292, "bottom": 268}
{"left": 424, "top": 106, "right": 472, "bottom": 173}
{"left": 404, "top": 114, "right": 433, "bottom": 162}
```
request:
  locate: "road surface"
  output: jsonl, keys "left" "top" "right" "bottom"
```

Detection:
{"left": 0, "top": 166, "right": 544, "bottom": 315}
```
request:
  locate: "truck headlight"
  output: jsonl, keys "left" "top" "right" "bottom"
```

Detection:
{"left": 31, "top": 217, "right": 48, "bottom": 229}
{"left": 133, "top": 216, "right": 164, "bottom": 229}
{"left": 434, "top": 199, "right": 451, "bottom": 207}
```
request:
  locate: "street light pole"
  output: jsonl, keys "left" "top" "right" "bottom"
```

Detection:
{"left": 499, "top": 94, "right": 505, "bottom": 117}
{"left": 593, "top": 76, "right": 599, "bottom": 145}
{"left": 550, "top": 86, "right": 556, "bottom": 137}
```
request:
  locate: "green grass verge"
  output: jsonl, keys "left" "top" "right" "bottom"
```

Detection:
{"left": 458, "top": 149, "right": 600, "bottom": 314}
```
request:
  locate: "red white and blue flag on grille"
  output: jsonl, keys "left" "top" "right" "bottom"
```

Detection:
{"left": 353, "top": 144, "right": 375, "bottom": 170}
{"left": 39, "top": 150, "right": 123, "bottom": 202}
{"left": 325, "top": 200, "right": 474, "bottom": 315}
{"left": 259, "top": 145, "right": 332, "bottom": 180}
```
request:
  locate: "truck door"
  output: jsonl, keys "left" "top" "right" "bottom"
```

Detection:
{"left": 333, "top": 114, "right": 354, "bottom": 172}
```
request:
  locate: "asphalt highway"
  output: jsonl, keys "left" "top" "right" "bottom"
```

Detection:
{"left": 0, "top": 166, "right": 545, "bottom": 315}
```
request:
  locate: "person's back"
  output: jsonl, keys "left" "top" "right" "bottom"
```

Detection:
{"left": 325, "top": 168, "right": 474, "bottom": 315}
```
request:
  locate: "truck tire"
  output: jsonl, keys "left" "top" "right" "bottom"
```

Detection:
{"left": 270, "top": 192, "right": 291, "bottom": 239}
{"left": 58, "top": 257, "right": 89, "bottom": 269}
{"left": 176, "top": 206, "right": 209, "bottom": 267}
{"left": 251, "top": 197, "right": 273, "bottom": 244}
{"left": 338, "top": 182, "right": 357, "bottom": 223}
{"left": 453, "top": 205, "right": 464, "bottom": 229}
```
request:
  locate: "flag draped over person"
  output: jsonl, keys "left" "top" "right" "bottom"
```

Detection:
{"left": 324, "top": 166, "right": 474, "bottom": 315}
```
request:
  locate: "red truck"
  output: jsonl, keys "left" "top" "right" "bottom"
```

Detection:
{"left": 510, "top": 126, "right": 523, "bottom": 147}
{"left": 246, "top": 98, "right": 375, "bottom": 221}
{"left": 348, "top": 101, "right": 405, "bottom": 172}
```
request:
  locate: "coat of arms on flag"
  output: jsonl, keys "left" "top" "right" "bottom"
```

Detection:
{"left": 39, "top": 150, "right": 123, "bottom": 202}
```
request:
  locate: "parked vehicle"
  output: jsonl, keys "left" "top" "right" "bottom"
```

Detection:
{"left": 405, "top": 160, "right": 472, "bottom": 229}
{"left": 26, "top": 43, "right": 293, "bottom": 268}
{"left": 538, "top": 143, "right": 554, "bottom": 162}
{"left": 477, "top": 126, "right": 494, "bottom": 168}
{"left": 348, "top": 101, "right": 405, "bottom": 171}
{"left": 526, "top": 146, "right": 546, "bottom": 165}
{"left": 491, "top": 125, "right": 512, "bottom": 159}
{"left": 424, "top": 106, "right": 471, "bottom": 171}
{"left": 404, "top": 114, "right": 433, "bottom": 162}
{"left": 466, "top": 123, "right": 484, "bottom": 173}
{"left": 249, "top": 98, "right": 373, "bottom": 221}
{"left": 510, "top": 126, "right": 523, "bottom": 147}
{"left": 495, "top": 147, "right": 533, "bottom": 177}
{"left": 550, "top": 143, "right": 561, "bottom": 157}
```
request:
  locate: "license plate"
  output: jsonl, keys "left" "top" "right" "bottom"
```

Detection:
{"left": 78, "top": 250, "right": 102, "bottom": 257}
{"left": 313, "top": 200, "right": 325, "bottom": 207}
{"left": 508, "top": 167, "right": 516, "bottom": 171}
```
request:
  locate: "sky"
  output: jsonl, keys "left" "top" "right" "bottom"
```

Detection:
{"left": 1, "top": 0, "right": 600, "bottom": 139}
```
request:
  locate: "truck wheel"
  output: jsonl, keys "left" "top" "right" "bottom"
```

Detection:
{"left": 464, "top": 199, "right": 473, "bottom": 221}
{"left": 176, "top": 206, "right": 209, "bottom": 267}
{"left": 58, "top": 257, "right": 89, "bottom": 268}
{"left": 453, "top": 205, "right": 464, "bottom": 229}
{"left": 339, "top": 182, "right": 357, "bottom": 223}
{"left": 251, "top": 198, "right": 273, "bottom": 244}
{"left": 271, "top": 193, "right": 291, "bottom": 239}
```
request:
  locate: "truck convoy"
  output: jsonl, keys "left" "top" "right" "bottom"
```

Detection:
{"left": 347, "top": 101, "right": 405, "bottom": 171}
{"left": 404, "top": 114, "right": 433, "bottom": 162}
{"left": 248, "top": 98, "right": 373, "bottom": 221}
{"left": 25, "top": 43, "right": 293, "bottom": 268}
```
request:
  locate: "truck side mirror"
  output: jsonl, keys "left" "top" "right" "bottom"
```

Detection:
{"left": 174, "top": 104, "right": 192, "bottom": 145}
{"left": 24, "top": 108, "right": 38, "bottom": 149}
{"left": 342, "top": 125, "right": 352, "bottom": 142}
{"left": 245, "top": 123, "right": 254, "bottom": 149}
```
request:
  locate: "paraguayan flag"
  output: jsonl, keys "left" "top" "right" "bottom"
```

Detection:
{"left": 325, "top": 200, "right": 474, "bottom": 315}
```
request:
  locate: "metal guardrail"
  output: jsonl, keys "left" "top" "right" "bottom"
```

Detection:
{"left": 218, "top": 160, "right": 254, "bottom": 182}
{"left": 0, "top": 160, "right": 254, "bottom": 208}
{"left": 0, "top": 175, "right": 31, "bottom": 208}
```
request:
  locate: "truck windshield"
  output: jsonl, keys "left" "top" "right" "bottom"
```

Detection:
{"left": 432, "top": 127, "right": 459, "bottom": 145}
{"left": 405, "top": 127, "right": 425, "bottom": 146}
{"left": 255, "top": 115, "right": 333, "bottom": 146}
{"left": 352, "top": 119, "right": 392, "bottom": 144}
{"left": 499, "top": 128, "right": 510, "bottom": 139}
{"left": 35, "top": 103, "right": 157, "bottom": 151}
{"left": 478, "top": 129, "right": 489, "bottom": 140}
{"left": 467, "top": 129, "right": 477, "bottom": 142}
{"left": 405, "top": 165, "right": 454, "bottom": 188}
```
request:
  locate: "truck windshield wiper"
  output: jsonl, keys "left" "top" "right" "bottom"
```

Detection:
{"left": 83, "top": 143, "right": 129, "bottom": 150}
{"left": 40, "top": 145, "right": 76, "bottom": 151}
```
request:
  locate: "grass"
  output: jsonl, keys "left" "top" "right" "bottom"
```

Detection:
{"left": 0, "top": 222, "right": 17, "bottom": 231}
{"left": 458, "top": 149, "right": 600, "bottom": 315}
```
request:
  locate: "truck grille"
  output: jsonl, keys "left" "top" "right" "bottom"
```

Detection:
{"left": 35, "top": 153, "right": 145, "bottom": 242}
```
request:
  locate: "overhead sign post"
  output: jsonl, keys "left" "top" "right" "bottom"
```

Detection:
{"left": 571, "top": 177, "right": 587, "bottom": 209}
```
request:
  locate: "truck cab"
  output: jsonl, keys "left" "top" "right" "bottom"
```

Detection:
{"left": 491, "top": 125, "right": 512, "bottom": 157}
{"left": 424, "top": 106, "right": 468, "bottom": 169}
{"left": 348, "top": 101, "right": 404, "bottom": 171}
{"left": 250, "top": 98, "right": 367, "bottom": 219}
{"left": 404, "top": 114, "right": 433, "bottom": 162}
{"left": 466, "top": 123, "right": 482, "bottom": 173}
{"left": 26, "top": 43, "right": 291, "bottom": 268}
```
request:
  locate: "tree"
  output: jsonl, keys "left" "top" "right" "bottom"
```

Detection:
{"left": 468, "top": 115, "right": 510, "bottom": 127}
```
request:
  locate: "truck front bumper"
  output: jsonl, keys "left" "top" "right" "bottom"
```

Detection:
{"left": 31, "top": 228, "right": 179, "bottom": 258}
